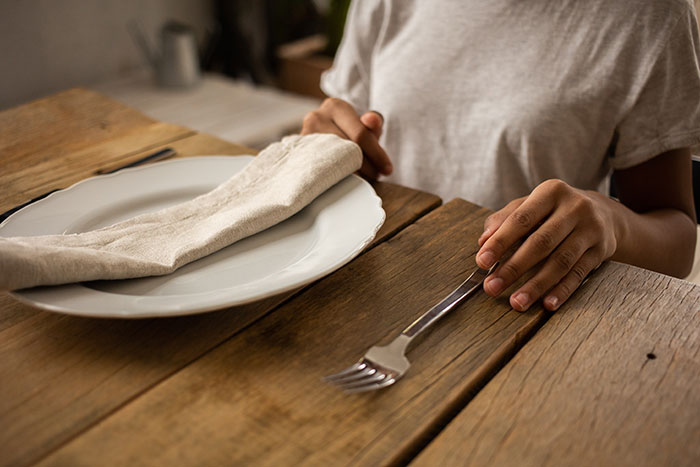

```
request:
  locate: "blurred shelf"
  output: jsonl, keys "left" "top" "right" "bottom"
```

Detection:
{"left": 91, "top": 70, "right": 321, "bottom": 149}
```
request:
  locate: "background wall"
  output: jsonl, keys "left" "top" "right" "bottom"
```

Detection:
{"left": 1, "top": 1, "right": 697, "bottom": 111}
{"left": 0, "top": 0, "right": 215, "bottom": 110}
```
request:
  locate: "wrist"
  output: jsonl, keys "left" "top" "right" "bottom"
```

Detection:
{"left": 586, "top": 190, "right": 629, "bottom": 260}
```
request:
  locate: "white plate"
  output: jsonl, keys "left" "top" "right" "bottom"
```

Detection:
{"left": 0, "top": 156, "right": 385, "bottom": 318}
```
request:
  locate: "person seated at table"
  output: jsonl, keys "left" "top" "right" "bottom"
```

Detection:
{"left": 300, "top": 0, "right": 700, "bottom": 312}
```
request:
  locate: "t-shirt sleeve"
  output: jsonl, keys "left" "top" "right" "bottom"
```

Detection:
{"left": 612, "top": 4, "right": 700, "bottom": 168}
{"left": 320, "top": 0, "right": 384, "bottom": 114}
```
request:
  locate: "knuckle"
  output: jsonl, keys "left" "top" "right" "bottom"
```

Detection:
{"left": 302, "top": 111, "right": 322, "bottom": 128}
{"left": 552, "top": 248, "right": 577, "bottom": 271}
{"left": 530, "top": 230, "right": 557, "bottom": 254}
{"left": 488, "top": 234, "right": 509, "bottom": 254}
{"left": 541, "top": 178, "right": 568, "bottom": 195}
{"left": 322, "top": 97, "right": 345, "bottom": 112}
{"left": 511, "top": 209, "right": 535, "bottom": 230}
{"left": 525, "top": 277, "right": 548, "bottom": 297}
{"left": 498, "top": 261, "right": 521, "bottom": 281}
{"left": 572, "top": 196, "right": 595, "bottom": 215}
{"left": 556, "top": 280, "right": 574, "bottom": 299}
{"left": 569, "top": 263, "right": 589, "bottom": 283}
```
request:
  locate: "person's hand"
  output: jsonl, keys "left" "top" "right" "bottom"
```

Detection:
{"left": 301, "top": 97, "right": 393, "bottom": 179}
{"left": 476, "top": 179, "right": 620, "bottom": 312}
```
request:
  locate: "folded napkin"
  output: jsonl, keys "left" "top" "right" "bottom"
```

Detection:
{"left": 0, "top": 133, "right": 362, "bottom": 291}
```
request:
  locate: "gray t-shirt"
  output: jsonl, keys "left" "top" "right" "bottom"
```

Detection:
{"left": 321, "top": 0, "right": 700, "bottom": 209}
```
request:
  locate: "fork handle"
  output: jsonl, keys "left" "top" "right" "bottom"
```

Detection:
{"left": 401, "top": 264, "right": 496, "bottom": 339}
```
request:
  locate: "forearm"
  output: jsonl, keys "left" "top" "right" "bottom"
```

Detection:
{"left": 605, "top": 193, "right": 697, "bottom": 277}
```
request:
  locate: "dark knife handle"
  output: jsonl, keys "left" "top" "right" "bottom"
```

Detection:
{"left": 96, "top": 147, "right": 176, "bottom": 174}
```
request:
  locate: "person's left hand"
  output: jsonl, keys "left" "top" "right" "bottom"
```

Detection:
{"left": 476, "top": 179, "right": 620, "bottom": 311}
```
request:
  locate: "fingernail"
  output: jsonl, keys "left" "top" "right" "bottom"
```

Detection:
{"left": 478, "top": 250, "right": 496, "bottom": 268}
{"left": 545, "top": 295, "right": 559, "bottom": 310}
{"left": 512, "top": 292, "right": 530, "bottom": 310}
{"left": 485, "top": 276, "right": 504, "bottom": 295}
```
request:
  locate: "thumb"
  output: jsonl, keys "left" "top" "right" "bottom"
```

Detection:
{"left": 360, "top": 111, "right": 384, "bottom": 138}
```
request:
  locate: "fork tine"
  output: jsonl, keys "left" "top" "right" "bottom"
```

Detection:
{"left": 343, "top": 376, "right": 398, "bottom": 394}
{"left": 335, "top": 371, "right": 388, "bottom": 390}
{"left": 325, "top": 366, "right": 378, "bottom": 385}
{"left": 322, "top": 361, "right": 367, "bottom": 382}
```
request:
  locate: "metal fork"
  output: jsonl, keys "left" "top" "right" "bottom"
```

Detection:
{"left": 323, "top": 263, "right": 497, "bottom": 393}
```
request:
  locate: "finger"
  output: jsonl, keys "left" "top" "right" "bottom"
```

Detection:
{"left": 476, "top": 192, "right": 555, "bottom": 269}
{"left": 508, "top": 241, "right": 597, "bottom": 312}
{"left": 358, "top": 158, "right": 379, "bottom": 180}
{"left": 303, "top": 104, "right": 388, "bottom": 181}
{"left": 541, "top": 251, "right": 602, "bottom": 311}
{"left": 360, "top": 111, "right": 384, "bottom": 138}
{"left": 479, "top": 198, "right": 525, "bottom": 247}
{"left": 325, "top": 101, "right": 393, "bottom": 175}
{"left": 301, "top": 110, "right": 347, "bottom": 139}
{"left": 482, "top": 213, "right": 577, "bottom": 297}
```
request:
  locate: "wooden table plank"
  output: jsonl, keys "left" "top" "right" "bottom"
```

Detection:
{"left": 0, "top": 88, "right": 156, "bottom": 158}
{"left": 37, "top": 199, "right": 549, "bottom": 467}
{"left": 412, "top": 263, "right": 700, "bottom": 467}
{"left": 0, "top": 133, "right": 440, "bottom": 467}
{"left": 0, "top": 294, "right": 39, "bottom": 332}
{"left": 0, "top": 88, "right": 194, "bottom": 213}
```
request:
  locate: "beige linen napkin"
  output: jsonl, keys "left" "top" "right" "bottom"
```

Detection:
{"left": 0, "top": 133, "right": 362, "bottom": 291}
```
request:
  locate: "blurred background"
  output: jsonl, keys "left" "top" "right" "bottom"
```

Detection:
{"left": 2, "top": 0, "right": 700, "bottom": 281}
{"left": 0, "top": 0, "right": 349, "bottom": 147}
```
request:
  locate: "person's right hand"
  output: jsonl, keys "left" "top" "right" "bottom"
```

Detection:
{"left": 301, "top": 97, "right": 393, "bottom": 180}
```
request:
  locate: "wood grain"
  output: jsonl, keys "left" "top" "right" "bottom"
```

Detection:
{"left": 0, "top": 88, "right": 194, "bottom": 213}
{"left": 0, "top": 298, "right": 285, "bottom": 467}
{"left": 37, "top": 199, "right": 548, "bottom": 467}
{"left": 412, "top": 263, "right": 700, "bottom": 467}
{"left": 0, "top": 88, "right": 445, "bottom": 466}
{"left": 0, "top": 138, "right": 440, "bottom": 467}
{"left": 0, "top": 88, "right": 155, "bottom": 158}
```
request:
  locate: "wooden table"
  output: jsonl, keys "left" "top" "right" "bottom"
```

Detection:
{"left": 1, "top": 89, "right": 698, "bottom": 467}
